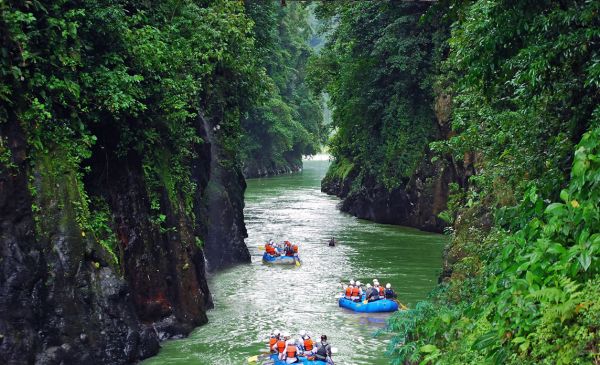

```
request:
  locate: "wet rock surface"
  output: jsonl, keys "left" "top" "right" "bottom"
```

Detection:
{"left": 322, "top": 152, "right": 454, "bottom": 233}
{"left": 242, "top": 152, "right": 303, "bottom": 179}
{"left": 0, "top": 114, "right": 251, "bottom": 363}
{"left": 321, "top": 94, "right": 475, "bottom": 234}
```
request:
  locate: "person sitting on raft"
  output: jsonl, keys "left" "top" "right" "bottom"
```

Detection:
{"left": 276, "top": 332, "right": 290, "bottom": 359}
{"left": 283, "top": 241, "right": 299, "bottom": 257}
{"left": 385, "top": 283, "right": 397, "bottom": 299}
{"left": 283, "top": 339, "right": 300, "bottom": 364}
{"left": 345, "top": 280, "right": 355, "bottom": 300}
{"left": 374, "top": 279, "right": 385, "bottom": 298}
{"left": 265, "top": 240, "right": 279, "bottom": 256}
{"left": 343, "top": 284, "right": 351, "bottom": 300}
{"left": 351, "top": 281, "right": 363, "bottom": 302}
{"left": 269, "top": 329, "right": 280, "bottom": 353}
{"left": 312, "top": 335, "right": 333, "bottom": 363}
{"left": 365, "top": 283, "right": 379, "bottom": 302}
{"left": 299, "top": 330, "right": 315, "bottom": 356}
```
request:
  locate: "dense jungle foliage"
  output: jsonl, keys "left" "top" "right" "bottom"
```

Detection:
{"left": 310, "top": 1, "right": 446, "bottom": 189}
{"left": 242, "top": 1, "right": 325, "bottom": 175}
{"left": 0, "top": 0, "right": 322, "bottom": 262}
{"left": 312, "top": 0, "right": 599, "bottom": 364}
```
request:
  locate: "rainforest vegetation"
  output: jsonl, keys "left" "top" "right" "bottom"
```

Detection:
{"left": 1, "top": 0, "right": 599, "bottom": 364}
{"left": 0, "top": 1, "right": 323, "bottom": 363}
{"left": 312, "top": 0, "right": 599, "bottom": 364}
{"left": 0, "top": 0, "right": 323, "bottom": 263}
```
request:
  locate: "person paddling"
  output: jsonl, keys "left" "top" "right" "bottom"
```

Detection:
{"left": 313, "top": 335, "right": 334, "bottom": 364}
{"left": 328, "top": 237, "right": 336, "bottom": 246}
{"left": 385, "top": 283, "right": 397, "bottom": 299}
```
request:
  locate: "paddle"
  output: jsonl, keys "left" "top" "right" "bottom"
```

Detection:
{"left": 392, "top": 298, "right": 408, "bottom": 310}
{"left": 247, "top": 352, "right": 271, "bottom": 363}
{"left": 257, "top": 245, "right": 265, "bottom": 250}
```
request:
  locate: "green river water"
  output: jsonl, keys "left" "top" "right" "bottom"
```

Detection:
{"left": 142, "top": 159, "right": 447, "bottom": 365}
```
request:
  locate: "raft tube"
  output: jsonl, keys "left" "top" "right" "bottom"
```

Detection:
{"left": 262, "top": 252, "right": 301, "bottom": 265}
{"left": 338, "top": 297, "right": 399, "bottom": 313}
{"left": 268, "top": 354, "right": 327, "bottom": 365}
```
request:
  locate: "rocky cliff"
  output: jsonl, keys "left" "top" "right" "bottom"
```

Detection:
{"left": 242, "top": 152, "right": 303, "bottom": 179}
{"left": 321, "top": 94, "right": 474, "bottom": 233}
{"left": 0, "top": 114, "right": 250, "bottom": 364}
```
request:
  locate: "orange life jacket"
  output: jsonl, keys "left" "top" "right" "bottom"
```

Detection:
{"left": 269, "top": 337, "right": 277, "bottom": 350}
{"left": 378, "top": 286, "right": 384, "bottom": 296}
{"left": 266, "top": 245, "right": 276, "bottom": 255}
{"left": 351, "top": 286, "right": 360, "bottom": 296}
{"left": 304, "top": 338, "right": 314, "bottom": 351}
{"left": 345, "top": 287, "right": 352, "bottom": 297}
{"left": 277, "top": 340, "right": 286, "bottom": 353}
{"left": 292, "top": 244, "right": 298, "bottom": 253}
{"left": 286, "top": 344, "right": 297, "bottom": 358}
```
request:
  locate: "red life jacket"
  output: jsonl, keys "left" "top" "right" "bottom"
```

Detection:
{"left": 277, "top": 340, "right": 286, "bottom": 353}
{"left": 304, "top": 338, "right": 314, "bottom": 351}
{"left": 266, "top": 244, "right": 276, "bottom": 255}
{"left": 345, "top": 287, "right": 352, "bottom": 298}
{"left": 292, "top": 244, "right": 299, "bottom": 253}
{"left": 286, "top": 344, "right": 297, "bottom": 358}
{"left": 351, "top": 286, "right": 360, "bottom": 296}
{"left": 269, "top": 337, "right": 277, "bottom": 351}
{"left": 378, "top": 286, "right": 384, "bottom": 296}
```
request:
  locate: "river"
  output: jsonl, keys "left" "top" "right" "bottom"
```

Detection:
{"left": 142, "top": 160, "right": 446, "bottom": 365}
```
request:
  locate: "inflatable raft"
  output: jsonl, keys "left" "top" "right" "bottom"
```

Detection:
{"left": 262, "top": 252, "right": 301, "bottom": 266}
{"left": 268, "top": 354, "right": 327, "bottom": 365}
{"left": 338, "top": 297, "right": 399, "bottom": 313}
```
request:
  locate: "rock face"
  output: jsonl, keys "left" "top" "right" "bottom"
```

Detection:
{"left": 0, "top": 121, "right": 158, "bottom": 365}
{"left": 322, "top": 152, "right": 455, "bottom": 233}
{"left": 322, "top": 94, "right": 473, "bottom": 233}
{"left": 0, "top": 114, "right": 250, "bottom": 364}
{"left": 197, "top": 118, "right": 251, "bottom": 271}
{"left": 242, "top": 152, "right": 302, "bottom": 178}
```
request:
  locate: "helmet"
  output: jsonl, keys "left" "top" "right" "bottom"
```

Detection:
{"left": 366, "top": 283, "right": 372, "bottom": 288}
{"left": 356, "top": 281, "right": 361, "bottom": 286}
{"left": 349, "top": 280, "right": 355, "bottom": 285}
{"left": 386, "top": 283, "right": 391, "bottom": 289}
{"left": 373, "top": 279, "right": 379, "bottom": 284}
{"left": 286, "top": 339, "right": 294, "bottom": 345}
{"left": 273, "top": 329, "right": 280, "bottom": 336}
{"left": 299, "top": 330, "right": 306, "bottom": 337}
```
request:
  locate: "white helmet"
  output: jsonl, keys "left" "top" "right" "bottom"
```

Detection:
{"left": 299, "top": 330, "right": 306, "bottom": 337}
{"left": 349, "top": 279, "right": 355, "bottom": 285}
{"left": 286, "top": 339, "right": 294, "bottom": 345}
{"left": 366, "top": 283, "right": 372, "bottom": 288}
{"left": 386, "top": 283, "right": 391, "bottom": 289}
{"left": 356, "top": 281, "right": 361, "bottom": 286}
{"left": 273, "top": 329, "right": 280, "bottom": 336}
{"left": 373, "top": 278, "right": 378, "bottom": 283}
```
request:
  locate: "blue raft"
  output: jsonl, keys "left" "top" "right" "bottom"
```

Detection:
{"left": 262, "top": 252, "right": 301, "bottom": 265}
{"left": 268, "top": 354, "right": 327, "bottom": 365}
{"left": 338, "top": 296, "right": 399, "bottom": 313}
